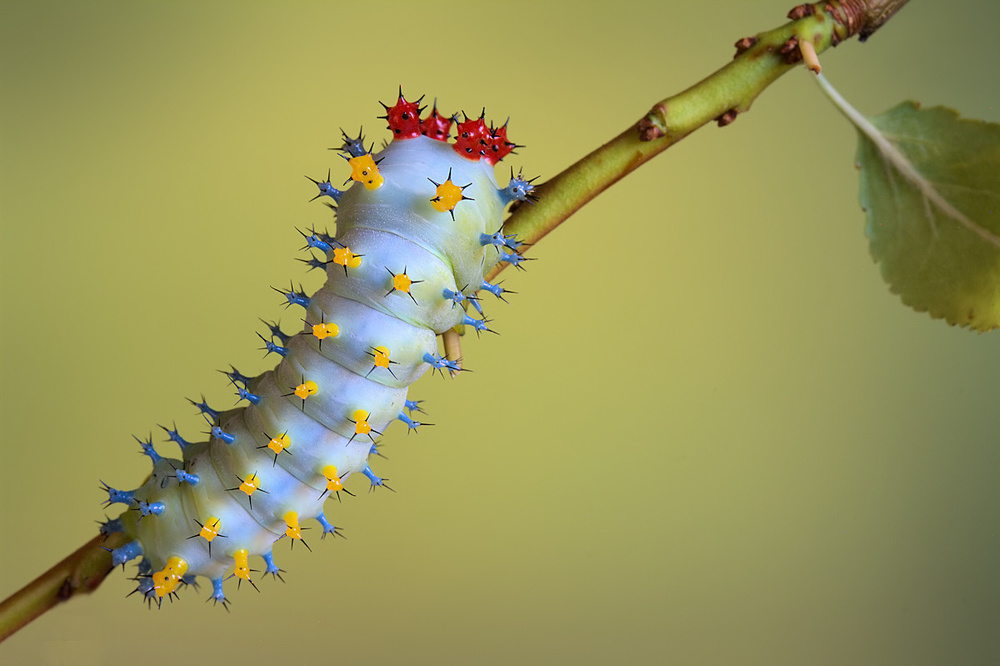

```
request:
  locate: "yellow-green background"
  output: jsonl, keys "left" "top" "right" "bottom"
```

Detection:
{"left": 2, "top": 1, "right": 999, "bottom": 664}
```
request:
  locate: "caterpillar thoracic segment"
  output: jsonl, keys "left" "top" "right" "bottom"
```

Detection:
{"left": 99, "top": 91, "right": 535, "bottom": 608}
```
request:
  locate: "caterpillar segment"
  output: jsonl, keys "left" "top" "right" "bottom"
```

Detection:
{"left": 99, "top": 91, "right": 536, "bottom": 608}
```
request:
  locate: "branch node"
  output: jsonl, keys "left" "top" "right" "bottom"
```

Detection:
{"left": 780, "top": 36, "right": 803, "bottom": 65}
{"left": 638, "top": 105, "right": 667, "bottom": 141}
{"left": 733, "top": 36, "right": 758, "bottom": 58}
{"left": 57, "top": 579, "right": 73, "bottom": 602}
{"left": 716, "top": 109, "right": 739, "bottom": 127}
{"left": 824, "top": 0, "right": 907, "bottom": 42}
{"left": 787, "top": 4, "right": 817, "bottom": 20}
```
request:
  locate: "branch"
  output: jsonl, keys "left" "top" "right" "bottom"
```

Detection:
{"left": 0, "top": 531, "right": 126, "bottom": 642}
{"left": 0, "top": 0, "right": 909, "bottom": 644}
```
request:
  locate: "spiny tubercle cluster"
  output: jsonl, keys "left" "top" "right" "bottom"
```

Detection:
{"left": 380, "top": 89, "right": 523, "bottom": 166}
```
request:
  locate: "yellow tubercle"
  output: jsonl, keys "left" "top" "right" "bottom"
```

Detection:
{"left": 392, "top": 272, "right": 413, "bottom": 293}
{"left": 311, "top": 321, "right": 339, "bottom": 340}
{"left": 268, "top": 433, "right": 290, "bottom": 456}
{"left": 385, "top": 267, "right": 421, "bottom": 304}
{"left": 372, "top": 346, "right": 391, "bottom": 369}
{"left": 431, "top": 179, "right": 466, "bottom": 213}
{"left": 348, "top": 154, "right": 383, "bottom": 190}
{"left": 283, "top": 511, "right": 303, "bottom": 541}
{"left": 352, "top": 409, "right": 372, "bottom": 436}
{"left": 199, "top": 517, "right": 222, "bottom": 542}
{"left": 239, "top": 474, "right": 260, "bottom": 497}
{"left": 233, "top": 549, "right": 251, "bottom": 582}
{"left": 293, "top": 380, "right": 318, "bottom": 400}
{"left": 151, "top": 556, "right": 189, "bottom": 598}
{"left": 323, "top": 464, "right": 344, "bottom": 492}
{"left": 333, "top": 246, "right": 362, "bottom": 269}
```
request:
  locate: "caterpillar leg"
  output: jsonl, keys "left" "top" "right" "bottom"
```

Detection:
{"left": 442, "top": 329, "right": 463, "bottom": 378}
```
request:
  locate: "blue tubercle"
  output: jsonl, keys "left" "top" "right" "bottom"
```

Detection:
{"left": 315, "top": 512, "right": 342, "bottom": 539}
{"left": 498, "top": 169, "right": 538, "bottom": 205}
{"left": 404, "top": 399, "right": 424, "bottom": 413}
{"left": 131, "top": 576, "right": 157, "bottom": 607}
{"left": 297, "top": 226, "right": 337, "bottom": 254}
{"left": 499, "top": 251, "right": 527, "bottom": 268}
{"left": 479, "top": 231, "right": 522, "bottom": 251}
{"left": 340, "top": 129, "right": 367, "bottom": 158}
{"left": 480, "top": 279, "right": 513, "bottom": 301}
{"left": 442, "top": 287, "right": 462, "bottom": 302}
{"left": 209, "top": 577, "right": 228, "bottom": 607}
{"left": 442, "top": 287, "right": 483, "bottom": 314}
{"left": 462, "top": 314, "right": 493, "bottom": 334}
{"left": 257, "top": 332, "right": 289, "bottom": 357}
{"left": 211, "top": 425, "right": 236, "bottom": 445}
{"left": 136, "top": 500, "right": 165, "bottom": 517}
{"left": 306, "top": 169, "right": 344, "bottom": 203}
{"left": 422, "top": 352, "right": 461, "bottom": 374}
{"left": 299, "top": 254, "right": 330, "bottom": 272}
{"left": 362, "top": 464, "right": 391, "bottom": 492}
{"left": 134, "top": 435, "right": 162, "bottom": 464}
{"left": 396, "top": 411, "right": 420, "bottom": 430}
{"left": 397, "top": 411, "right": 431, "bottom": 433}
{"left": 236, "top": 387, "right": 261, "bottom": 405}
{"left": 188, "top": 398, "right": 221, "bottom": 421}
{"left": 174, "top": 469, "right": 200, "bottom": 486}
{"left": 101, "top": 482, "right": 136, "bottom": 507}
{"left": 111, "top": 540, "right": 143, "bottom": 567}
{"left": 159, "top": 423, "right": 192, "bottom": 451}
{"left": 261, "top": 320, "right": 292, "bottom": 344}
{"left": 273, "top": 284, "right": 311, "bottom": 309}
{"left": 222, "top": 366, "right": 253, "bottom": 388}
{"left": 99, "top": 516, "right": 124, "bottom": 536}
{"left": 261, "top": 551, "right": 283, "bottom": 579}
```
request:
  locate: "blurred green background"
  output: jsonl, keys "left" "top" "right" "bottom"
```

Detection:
{"left": 2, "top": 1, "right": 999, "bottom": 664}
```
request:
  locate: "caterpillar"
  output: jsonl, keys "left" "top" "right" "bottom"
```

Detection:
{"left": 97, "top": 91, "right": 535, "bottom": 608}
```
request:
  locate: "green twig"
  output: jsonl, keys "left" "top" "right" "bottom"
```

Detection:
{"left": 492, "top": 0, "right": 909, "bottom": 280}
{"left": 0, "top": 0, "right": 908, "bottom": 644}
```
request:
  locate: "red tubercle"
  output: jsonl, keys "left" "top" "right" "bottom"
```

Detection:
{"left": 420, "top": 105, "right": 453, "bottom": 142}
{"left": 483, "top": 123, "right": 515, "bottom": 165}
{"left": 381, "top": 92, "right": 517, "bottom": 162}
{"left": 453, "top": 114, "right": 489, "bottom": 161}
{"left": 381, "top": 91, "right": 423, "bottom": 140}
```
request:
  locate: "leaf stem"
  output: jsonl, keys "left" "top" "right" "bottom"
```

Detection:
{"left": 814, "top": 72, "right": 1000, "bottom": 248}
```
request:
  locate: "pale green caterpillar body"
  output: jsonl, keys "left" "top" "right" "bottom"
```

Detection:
{"left": 99, "top": 93, "right": 534, "bottom": 606}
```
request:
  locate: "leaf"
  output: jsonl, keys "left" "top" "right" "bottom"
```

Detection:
{"left": 817, "top": 75, "right": 1000, "bottom": 331}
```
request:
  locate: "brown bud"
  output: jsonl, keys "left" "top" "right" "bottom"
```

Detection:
{"left": 733, "top": 36, "right": 758, "bottom": 58}
{"left": 637, "top": 116, "right": 664, "bottom": 141}
{"left": 716, "top": 109, "right": 739, "bottom": 127}
{"left": 780, "top": 36, "right": 803, "bottom": 64}
{"left": 787, "top": 4, "right": 816, "bottom": 20}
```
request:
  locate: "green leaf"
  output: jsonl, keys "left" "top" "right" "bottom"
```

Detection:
{"left": 817, "top": 75, "right": 1000, "bottom": 331}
